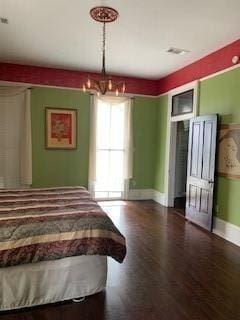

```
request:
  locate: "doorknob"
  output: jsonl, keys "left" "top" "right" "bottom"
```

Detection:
{"left": 208, "top": 180, "right": 214, "bottom": 184}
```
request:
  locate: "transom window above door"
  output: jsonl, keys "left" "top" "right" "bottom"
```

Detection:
{"left": 172, "top": 89, "right": 193, "bottom": 116}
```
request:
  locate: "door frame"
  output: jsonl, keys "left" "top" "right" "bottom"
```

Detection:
{"left": 164, "top": 80, "right": 199, "bottom": 207}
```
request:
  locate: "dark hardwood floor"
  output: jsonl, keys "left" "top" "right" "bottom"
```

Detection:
{"left": 174, "top": 196, "right": 186, "bottom": 217}
{"left": 1, "top": 200, "right": 240, "bottom": 320}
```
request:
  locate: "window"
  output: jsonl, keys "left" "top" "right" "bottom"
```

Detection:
{"left": 89, "top": 96, "right": 133, "bottom": 200}
{"left": 172, "top": 89, "right": 193, "bottom": 116}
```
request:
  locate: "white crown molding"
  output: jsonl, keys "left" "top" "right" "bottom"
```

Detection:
{"left": 157, "top": 92, "right": 168, "bottom": 98}
{"left": 157, "top": 63, "right": 240, "bottom": 97}
{"left": 200, "top": 63, "right": 240, "bottom": 82}
{"left": 1, "top": 63, "right": 239, "bottom": 98}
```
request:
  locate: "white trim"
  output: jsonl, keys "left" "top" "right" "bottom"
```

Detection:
{"left": 157, "top": 64, "right": 240, "bottom": 97}
{"left": 1, "top": 62, "right": 239, "bottom": 98}
{"left": 128, "top": 189, "right": 154, "bottom": 200}
{"left": 157, "top": 92, "right": 167, "bottom": 98}
{"left": 164, "top": 95, "right": 173, "bottom": 206}
{"left": 200, "top": 63, "right": 240, "bottom": 82}
{"left": 1, "top": 63, "right": 239, "bottom": 98}
{"left": 152, "top": 190, "right": 167, "bottom": 206}
{"left": 213, "top": 217, "right": 240, "bottom": 247}
{"left": 165, "top": 120, "right": 177, "bottom": 207}
{"left": 168, "top": 80, "right": 198, "bottom": 96}
{"left": 164, "top": 81, "right": 199, "bottom": 207}
{"left": 128, "top": 189, "right": 166, "bottom": 206}
{"left": 157, "top": 63, "right": 240, "bottom": 97}
{"left": 123, "top": 179, "right": 130, "bottom": 200}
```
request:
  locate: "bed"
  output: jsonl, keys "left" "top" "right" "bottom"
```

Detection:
{"left": 0, "top": 186, "right": 126, "bottom": 311}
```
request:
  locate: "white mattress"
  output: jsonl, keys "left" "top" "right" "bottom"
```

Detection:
{"left": 0, "top": 255, "right": 107, "bottom": 311}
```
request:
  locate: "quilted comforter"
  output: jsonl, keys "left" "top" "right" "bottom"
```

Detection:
{"left": 0, "top": 186, "right": 126, "bottom": 268}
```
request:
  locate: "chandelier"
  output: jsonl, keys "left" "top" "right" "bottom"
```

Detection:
{"left": 82, "top": 6, "right": 126, "bottom": 96}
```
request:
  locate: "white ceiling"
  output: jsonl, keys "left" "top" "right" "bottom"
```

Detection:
{"left": 0, "top": 0, "right": 239, "bottom": 79}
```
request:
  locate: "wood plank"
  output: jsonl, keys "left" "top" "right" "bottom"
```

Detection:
{"left": 1, "top": 201, "right": 240, "bottom": 320}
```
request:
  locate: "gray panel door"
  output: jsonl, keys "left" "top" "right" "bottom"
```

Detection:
{"left": 186, "top": 115, "right": 218, "bottom": 231}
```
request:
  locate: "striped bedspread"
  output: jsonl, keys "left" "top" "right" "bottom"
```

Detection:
{"left": 0, "top": 186, "right": 126, "bottom": 268}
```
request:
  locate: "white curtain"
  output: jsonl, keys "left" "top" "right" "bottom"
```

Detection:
{"left": 88, "top": 94, "right": 97, "bottom": 195}
{"left": 0, "top": 87, "right": 32, "bottom": 188}
{"left": 88, "top": 95, "right": 133, "bottom": 198}
{"left": 123, "top": 98, "right": 133, "bottom": 181}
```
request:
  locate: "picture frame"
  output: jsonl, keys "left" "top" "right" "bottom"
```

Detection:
{"left": 218, "top": 124, "right": 240, "bottom": 179}
{"left": 45, "top": 107, "right": 77, "bottom": 149}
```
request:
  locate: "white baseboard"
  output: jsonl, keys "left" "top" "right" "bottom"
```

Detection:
{"left": 128, "top": 189, "right": 154, "bottom": 200}
{"left": 213, "top": 217, "right": 240, "bottom": 247}
{"left": 152, "top": 190, "right": 167, "bottom": 206}
{"left": 128, "top": 188, "right": 166, "bottom": 206}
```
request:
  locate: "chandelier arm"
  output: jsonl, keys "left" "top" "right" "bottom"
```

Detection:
{"left": 89, "top": 79, "right": 101, "bottom": 91}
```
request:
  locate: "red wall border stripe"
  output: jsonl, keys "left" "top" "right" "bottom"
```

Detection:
{"left": 0, "top": 63, "right": 158, "bottom": 96}
{"left": 158, "top": 39, "right": 240, "bottom": 95}
{"left": 0, "top": 39, "right": 239, "bottom": 96}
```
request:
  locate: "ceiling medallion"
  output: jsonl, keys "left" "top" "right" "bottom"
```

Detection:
{"left": 90, "top": 6, "right": 118, "bottom": 23}
{"left": 82, "top": 6, "right": 125, "bottom": 96}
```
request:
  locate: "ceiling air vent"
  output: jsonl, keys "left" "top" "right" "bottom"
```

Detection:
{"left": 167, "top": 47, "right": 189, "bottom": 55}
{"left": 0, "top": 17, "right": 9, "bottom": 24}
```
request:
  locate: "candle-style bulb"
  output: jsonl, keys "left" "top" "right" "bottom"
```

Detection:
{"left": 108, "top": 79, "right": 112, "bottom": 90}
{"left": 87, "top": 78, "right": 91, "bottom": 89}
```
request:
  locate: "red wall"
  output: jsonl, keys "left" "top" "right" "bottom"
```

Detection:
{"left": 0, "top": 63, "right": 158, "bottom": 96}
{"left": 0, "top": 39, "right": 239, "bottom": 96}
{"left": 158, "top": 39, "right": 240, "bottom": 94}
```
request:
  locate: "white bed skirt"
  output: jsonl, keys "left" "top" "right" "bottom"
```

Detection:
{"left": 0, "top": 255, "right": 107, "bottom": 311}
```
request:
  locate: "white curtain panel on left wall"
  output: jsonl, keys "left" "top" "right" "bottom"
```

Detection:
{"left": 0, "top": 87, "right": 32, "bottom": 188}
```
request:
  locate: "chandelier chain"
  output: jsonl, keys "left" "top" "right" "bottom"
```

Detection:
{"left": 102, "top": 22, "right": 106, "bottom": 77}
{"left": 83, "top": 6, "right": 125, "bottom": 96}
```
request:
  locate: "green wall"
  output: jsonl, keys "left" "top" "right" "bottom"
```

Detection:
{"left": 31, "top": 87, "right": 90, "bottom": 188}
{"left": 154, "top": 67, "right": 240, "bottom": 227}
{"left": 199, "top": 67, "right": 240, "bottom": 226}
{"left": 131, "top": 97, "right": 158, "bottom": 189}
{"left": 31, "top": 87, "right": 158, "bottom": 190}
{"left": 154, "top": 94, "right": 168, "bottom": 192}
{"left": 31, "top": 68, "right": 240, "bottom": 227}
{"left": 199, "top": 68, "right": 240, "bottom": 122}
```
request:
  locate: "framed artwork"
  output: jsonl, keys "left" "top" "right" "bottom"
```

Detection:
{"left": 45, "top": 108, "right": 77, "bottom": 149}
{"left": 218, "top": 124, "right": 240, "bottom": 179}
